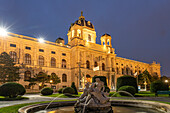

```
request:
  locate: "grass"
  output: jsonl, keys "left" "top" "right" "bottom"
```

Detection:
{"left": 0, "top": 96, "right": 29, "bottom": 101}
{"left": 109, "top": 91, "right": 170, "bottom": 97}
{"left": 44, "top": 92, "right": 83, "bottom": 98}
{"left": 0, "top": 99, "right": 76, "bottom": 113}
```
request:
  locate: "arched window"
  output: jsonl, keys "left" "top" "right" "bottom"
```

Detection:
{"left": 86, "top": 60, "right": 90, "bottom": 69}
{"left": 25, "top": 54, "right": 31, "bottom": 65}
{"left": 107, "top": 39, "right": 110, "bottom": 45}
{"left": 122, "top": 68, "right": 124, "bottom": 75}
{"left": 126, "top": 68, "right": 129, "bottom": 75}
{"left": 116, "top": 67, "right": 119, "bottom": 74}
{"left": 62, "top": 59, "right": 66, "bottom": 68}
{"left": 102, "top": 63, "right": 105, "bottom": 71}
{"left": 103, "top": 41, "right": 105, "bottom": 46}
{"left": 94, "top": 61, "right": 98, "bottom": 67}
{"left": 131, "top": 70, "right": 133, "bottom": 75}
{"left": 72, "top": 30, "right": 74, "bottom": 37}
{"left": 88, "top": 34, "right": 91, "bottom": 41}
{"left": 24, "top": 71, "right": 31, "bottom": 81}
{"left": 62, "top": 74, "right": 67, "bottom": 82}
{"left": 51, "top": 57, "right": 56, "bottom": 67}
{"left": 77, "top": 29, "right": 81, "bottom": 37}
{"left": 39, "top": 55, "right": 44, "bottom": 66}
{"left": 9, "top": 51, "right": 17, "bottom": 62}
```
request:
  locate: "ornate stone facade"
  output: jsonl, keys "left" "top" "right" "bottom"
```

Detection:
{"left": 0, "top": 12, "right": 161, "bottom": 90}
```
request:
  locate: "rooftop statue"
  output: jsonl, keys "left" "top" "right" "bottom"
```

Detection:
{"left": 74, "top": 78, "right": 113, "bottom": 113}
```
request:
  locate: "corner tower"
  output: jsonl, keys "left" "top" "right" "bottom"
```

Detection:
{"left": 67, "top": 11, "right": 97, "bottom": 47}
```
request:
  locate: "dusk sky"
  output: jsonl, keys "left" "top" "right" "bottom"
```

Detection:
{"left": 0, "top": 0, "right": 170, "bottom": 77}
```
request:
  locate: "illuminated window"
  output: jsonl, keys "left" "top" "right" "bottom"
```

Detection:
{"left": 77, "top": 29, "right": 81, "bottom": 37}
{"left": 51, "top": 57, "right": 56, "bottom": 67}
{"left": 62, "top": 74, "right": 67, "bottom": 82}
{"left": 25, "top": 54, "right": 31, "bottom": 65}
{"left": 88, "top": 34, "right": 91, "bottom": 41}
{"left": 62, "top": 59, "right": 66, "bottom": 68}
{"left": 39, "top": 55, "right": 44, "bottom": 66}
{"left": 9, "top": 51, "right": 17, "bottom": 62}
{"left": 86, "top": 60, "right": 90, "bottom": 69}
{"left": 72, "top": 30, "right": 74, "bottom": 37}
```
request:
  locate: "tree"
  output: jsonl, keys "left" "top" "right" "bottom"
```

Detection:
{"left": 34, "top": 72, "right": 50, "bottom": 88}
{"left": 71, "top": 82, "right": 78, "bottom": 95}
{"left": 0, "top": 52, "right": 20, "bottom": 83}
{"left": 50, "top": 73, "right": 61, "bottom": 85}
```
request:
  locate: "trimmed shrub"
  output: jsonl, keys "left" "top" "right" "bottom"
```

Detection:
{"left": 41, "top": 87, "right": 53, "bottom": 95}
{"left": 150, "top": 80, "right": 169, "bottom": 93}
{"left": 117, "top": 75, "right": 138, "bottom": 93}
{"left": 0, "top": 82, "right": 26, "bottom": 98}
{"left": 58, "top": 88, "right": 63, "bottom": 94}
{"left": 62, "top": 87, "right": 75, "bottom": 96}
{"left": 92, "top": 76, "right": 107, "bottom": 86}
{"left": 118, "top": 86, "right": 136, "bottom": 96}
{"left": 104, "top": 86, "right": 110, "bottom": 93}
{"left": 71, "top": 82, "right": 78, "bottom": 95}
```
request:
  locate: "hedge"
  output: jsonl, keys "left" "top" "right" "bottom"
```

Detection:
{"left": 150, "top": 80, "right": 169, "bottom": 93}
{"left": 0, "top": 82, "right": 26, "bottom": 98}
{"left": 118, "top": 85, "right": 136, "bottom": 96}
{"left": 62, "top": 87, "right": 75, "bottom": 96}
{"left": 41, "top": 87, "right": 53, "bottom": 95}
{"left": 116, "top": 75, "right": 138, "bottom": 93}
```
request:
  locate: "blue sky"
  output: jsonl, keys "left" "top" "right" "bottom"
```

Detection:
{"left": 0, "top": 0, "right": 170, "bottom": 77}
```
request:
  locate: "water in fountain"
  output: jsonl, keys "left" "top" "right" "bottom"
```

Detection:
{"left": 110, "top": 91, "right": 136, "bottom": 100}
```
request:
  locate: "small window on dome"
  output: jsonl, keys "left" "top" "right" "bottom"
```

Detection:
{"left": 77, "top": 29, "right": 81, "bottom": 37}
{"left": 72, "top": 30, "right": 74, "bottom": 37}
{"left": 88, "top": 34, "right": 91, "bottom": 41}
{"left": 103, "top": 42, "right": 105, "bottom": 46}
{"left": 107, "top": 39, "right": 110, "bottom": 45}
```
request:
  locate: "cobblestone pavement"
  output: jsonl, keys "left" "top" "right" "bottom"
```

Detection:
{"left": 0, "top": 94, "right": 170, "bottom": 108}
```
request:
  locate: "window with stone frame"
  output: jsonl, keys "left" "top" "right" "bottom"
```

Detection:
{"left": 86, "top": 60, "right": 90, "bottom": 69}
{"left": 9, "top": 51, "right": 17, "bottom": 62}
{"left": 39, "top": 55, "right": 44, "bottom": 66}
{"left": 51, "top": 57, "right": 56, "bottom": 67}
{"left": 25, "top": 53, "right": 31, "bottom": 65}
{"left": 62, "top": 59, "right": 66, "bottom": 68}
{"left": 62, "top": 74, "right": 67, "bottom": 82}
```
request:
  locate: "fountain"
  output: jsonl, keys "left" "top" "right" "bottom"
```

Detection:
{"left": 74, "top": 78, "right": 113, "bottom": 113}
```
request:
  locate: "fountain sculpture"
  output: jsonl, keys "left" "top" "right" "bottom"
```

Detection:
{"left": 74, "top": 78, "right": 113, "bottom": 113}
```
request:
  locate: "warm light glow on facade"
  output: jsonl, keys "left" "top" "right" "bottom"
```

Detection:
{"left": 0, "top": 27, "right": 8, "bottom": 36}
{"left": 38, "top": 38, "right": 45, "bottom": 43}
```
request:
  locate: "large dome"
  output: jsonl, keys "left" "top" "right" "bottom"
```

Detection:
{"left": 69, "top": 11, "right": 94, "bottom": 30}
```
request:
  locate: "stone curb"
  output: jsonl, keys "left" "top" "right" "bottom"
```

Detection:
{"left": 18, "top": 100, "right": 170, "bottom": 113}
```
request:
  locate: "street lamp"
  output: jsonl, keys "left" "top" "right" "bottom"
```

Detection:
{"left": 38, "top": 38, "right": 45, "bottom": 43}
{"left": 165, "top": 80, "right": 168, "bottom": 83}
{"left": 50, "top": 80, "right": 53, "bottom": 88}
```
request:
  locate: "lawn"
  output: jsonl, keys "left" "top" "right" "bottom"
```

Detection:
{"left": 0, "top": 99, "right": 76, "bottom": 113}
{"left": 44, "top": 92, "right": 83, "bottom": 98}
{"left": 109, "top": 91, "right": 170, "bottom": 97}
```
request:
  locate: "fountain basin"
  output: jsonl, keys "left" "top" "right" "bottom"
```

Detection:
{"left": 18, "top": 100, "right": 170, "bottom": 113}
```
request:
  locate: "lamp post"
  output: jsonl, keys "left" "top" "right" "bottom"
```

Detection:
{"left": 165, "top": 80, "right": 168, "bottom": 83}
{"left": 50, "top": 80, "right": 53, "bottom": 88}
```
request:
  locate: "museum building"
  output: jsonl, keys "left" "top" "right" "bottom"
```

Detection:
{"left": 0, "top": 12, "right": 161, "bottom": 90}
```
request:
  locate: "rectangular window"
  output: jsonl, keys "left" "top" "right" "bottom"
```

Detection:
{"left": 10, "top": 44, "right": 16, "bottom": 47}
{"left": 25, "top": 46, "right": 31, "bottom": 50}
{"left": 51, "top": 51, "right": 55, "bottom": 54}
{"left": 62, "top": 53, "right": 66, "bottom": 56}
{"left": 39, "top": 49, "right": 44, "bottom": 52}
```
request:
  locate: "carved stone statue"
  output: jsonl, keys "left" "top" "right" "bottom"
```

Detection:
{"left": 74, "top": 78, "right": 113, "bottom": 113}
